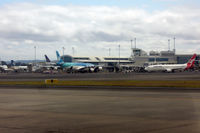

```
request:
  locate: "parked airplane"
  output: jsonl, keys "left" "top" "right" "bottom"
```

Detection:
{"left": 56, "top": 51, "right": 102, "bottom": 72}
{"left": 44, "top": 54, "right": 59, "bottom": 69}
{"left": 31, "top": 55, "right": 59, "bottom": 72}
{"left": 0, "top": 65, "right": 13, "bottom": 72}
{"left": 10, "top": 60, "right": 28, "bottom": 72}
{"left": 145, "top": 53, "right": 197, "bottom": 72}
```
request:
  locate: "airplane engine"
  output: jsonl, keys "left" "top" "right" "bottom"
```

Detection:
{"left": 89, "top": 67, "right": 95, "bottom": 72}
{"left": 166, "top": 69, "right": 172, "bottom": 72}
{"left": 94, "top": 66, "right": 103, "bottom": 72}
{"left": 98, "top": 66, "right": 103, "bottom": 71}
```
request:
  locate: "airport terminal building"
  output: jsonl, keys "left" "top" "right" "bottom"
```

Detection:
{"left": 61, "top": 48, "right": 199, "bottom": 68}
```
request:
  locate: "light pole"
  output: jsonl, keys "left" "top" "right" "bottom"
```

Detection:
{"left": 173, "top": 37, "right": 176, "bottom": 53}
{"left": 118, "top": 45, "right": 120, "bottom": 65}
{"left": 131, "top": 40, "right": 133, "bottom": 49}
{"left": 72, "top": 47, "right": 74, "bottom": 56}
{"left": 34, "top": 46, "right": 36, "bottom": 66}
{"left": 109, "top": 48, "right": 111, "bottom": 56}
{"left": 62, "top": 47, "right": 65, "bottom": 60}
{"left": 168, "top": 39, "right": 170, "bottom": 51}
{"left": 134, "top": 38, "right": 136, "bottom": 48}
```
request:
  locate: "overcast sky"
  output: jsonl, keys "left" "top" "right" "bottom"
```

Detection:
{"left": 0, "top": 0, "right": 200, "bottom": 60}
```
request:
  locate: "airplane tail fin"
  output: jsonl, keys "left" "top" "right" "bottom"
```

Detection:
{"left": 56, "top": 51, "right": 64, "bottom": 65}
{"left": 45, "top": 55, "right": 51, "bottom": 62}
{"left": 56, "top": 51, "right": 61, "bottom": 60}
{"left": 186, "top": 53, "right": 197, "bottom": 69}
{"left": 11, "top": 60, "right": 15, "bottom": 66}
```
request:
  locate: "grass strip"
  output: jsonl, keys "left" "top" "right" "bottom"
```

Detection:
{"left": 0, "top": 81, "right": 44, "bottom": 85}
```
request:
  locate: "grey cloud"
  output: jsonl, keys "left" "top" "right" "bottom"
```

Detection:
{"left": 0, "top": 31, "right": 61, "bottom": 42}
{"left": 73, "top": 31, "right": 130, "bottom": 43}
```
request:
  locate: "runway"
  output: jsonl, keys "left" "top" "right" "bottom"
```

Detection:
{"left": 0, "top": 72, "right": 199, "bottom": 132}
{"left": 0, "top": 88, "right": 200, "bottom": 133}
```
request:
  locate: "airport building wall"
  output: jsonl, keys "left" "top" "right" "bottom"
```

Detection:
{"left": 131, "top": 48, "right": 177, "bottom": 67}
{"left": 176, "top": 55, "right": 199, "bottom": 66}
{"left": 61, "top": 55, "right": 134, "bottom": 67}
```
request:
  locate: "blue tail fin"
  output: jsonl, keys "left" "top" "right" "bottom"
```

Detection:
{"left": 56, "top": 51, "right": 64, "bottom": 65}
{"left": 56, "top": 51, "right": 60, "bottom": 60}
{"left": 45, "top": 55, "right": 51, "bottom": 62}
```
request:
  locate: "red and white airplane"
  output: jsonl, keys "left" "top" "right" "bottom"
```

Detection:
{"left": 145, "top": 53, "right": 197, "bottom": 72}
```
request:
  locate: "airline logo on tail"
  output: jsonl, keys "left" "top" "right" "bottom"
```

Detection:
{"left": 44, "top": 55, "right": 51, "bottom": 62}
{"left": 186, "top": 53, "right": 196, "bottom": 70}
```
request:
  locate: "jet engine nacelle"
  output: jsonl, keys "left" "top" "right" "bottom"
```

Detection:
{"left": 94, "top": 66, "right": 103, "bottom": 72}
{"left": 89, "top": 67, "right": 95, "bottom": 72}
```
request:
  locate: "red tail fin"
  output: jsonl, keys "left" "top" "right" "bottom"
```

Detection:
{"left": 186, "top": 53, "right": 197, "bottom": 69}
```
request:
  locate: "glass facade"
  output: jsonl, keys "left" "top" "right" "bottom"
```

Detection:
{"left": 177, "top": 56, "right": 192, "bottom": 64}
{"left": 73, "top": 57, "right": 90, "bottom": 60}
{"left": 62, "top": 55, "right": 73, "bottom": 62}
{"left": 176, "top": 55, "right": 199, "bottom": 65}
{"left": 148, "top": 58, "right": 169, "bottom": 62}
{"left": 104, "top": 58, "right": 129, "bottom": 60}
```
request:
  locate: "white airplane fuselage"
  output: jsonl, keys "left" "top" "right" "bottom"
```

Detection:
{"left": 145, "top": 63, "right": 187, "bottom": 72}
